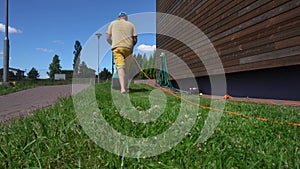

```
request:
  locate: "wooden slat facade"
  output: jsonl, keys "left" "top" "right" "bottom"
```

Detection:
{"left": 157, "top": 0, "right": 300, "bottom": 76}
{"left": 157, "top": 0, "right": 300, "bottom": 100}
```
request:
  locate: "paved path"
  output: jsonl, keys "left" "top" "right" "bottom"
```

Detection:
{"left": 0, "top": 84, "right": 89, "bottom": 123}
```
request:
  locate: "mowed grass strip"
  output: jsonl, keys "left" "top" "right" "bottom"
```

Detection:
{"left": 0, "top": 83, "right": 299, "bottom": 168}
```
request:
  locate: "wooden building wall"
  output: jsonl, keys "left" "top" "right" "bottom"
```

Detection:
{"left": 156, "top": 0, "right": 300, "bottom": 100}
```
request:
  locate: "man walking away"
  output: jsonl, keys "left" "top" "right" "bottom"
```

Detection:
{"left": 106, "top": 12, "right": 138, "bottom": 94}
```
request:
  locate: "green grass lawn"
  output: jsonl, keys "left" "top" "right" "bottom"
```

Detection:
{"left": 0, "top": 79, "right": 73, "bottom": 96}
{"left": 0, "top": 83, "right": 299, "bottom": 168}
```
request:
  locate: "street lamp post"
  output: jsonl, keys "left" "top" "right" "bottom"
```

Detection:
{"left": 95, "top": 33, "right": 102, "bottom": 84}
{"left": 3, "top": 0, "right": 9, "bottom": 83}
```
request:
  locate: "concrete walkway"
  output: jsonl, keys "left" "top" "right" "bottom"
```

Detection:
{"left": 0, "top": 84, "right": 89, "bottom": 123}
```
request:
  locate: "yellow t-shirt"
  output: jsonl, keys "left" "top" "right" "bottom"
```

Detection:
{"left": 106, "top": 19, "right": 137, "bottom": 49}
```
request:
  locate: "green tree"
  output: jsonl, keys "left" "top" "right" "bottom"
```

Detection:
{"left": 136, "top": 53, "right": 143, "bottom": 66}
{"left": 47, "top": 54, "right": 62, "bottom": 79}
{"left": 129, "top": 54, "right": 139, "bottom": 79}
{"left": 16, "top": 71, "right": 23, "bottom": 80}
{"left": 150, "top": 50, "right": 157, "bottom": 79}
{"left": 132, "top": 52, "right": 157, "bottom": 79}
{"left": 8, "top": 71, "right": 16, "bottom": 80}
{"left": 99, "top": 68, "right": 112, "bottom": 81}
{"left": 148, "top": 53, "right": 155, "bottom": 79}
{"left": 140, "top": 54, "right": 148, "bottom": 79}
{"left": 135, "top": 53, "right": 143, "bottom": 79}
{"left": 27, "top": 67, "right": 40, "bottom": 80}
{"left": 73, "top": 40, "right": 82, "bottom": 75}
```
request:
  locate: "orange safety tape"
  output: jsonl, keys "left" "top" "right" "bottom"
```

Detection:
{"left": 132, "top": 56, "right": 300, "bottom": 127}
{"left": 281, "top": 101, "right": 300, "bottom": 107}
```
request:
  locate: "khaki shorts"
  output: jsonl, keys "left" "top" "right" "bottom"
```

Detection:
{"left": 113, "top": 47, "right": 132, "bottom": 71}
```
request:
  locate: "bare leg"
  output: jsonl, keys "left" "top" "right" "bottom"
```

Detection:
{"left": 125, "top": 74, "right": 129, "bottom": 90}
{"left": 124, "top": 56, "right": 132, "bottom": 91}
{"left": 118, "top": 68, "right": 127, "bottom": 93}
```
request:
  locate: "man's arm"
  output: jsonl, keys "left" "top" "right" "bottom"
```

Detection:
{"left": 106, "top": 33, "right": 112, "bottom": 45}
{"left": 133, "top": 36, "right": 137, "bottom": 46}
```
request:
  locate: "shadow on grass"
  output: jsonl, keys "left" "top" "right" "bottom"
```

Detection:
{"left": 129, "top": 88, "right": 151, "bottom": 93}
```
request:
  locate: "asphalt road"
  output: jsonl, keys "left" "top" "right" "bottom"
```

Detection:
{"left": 0, "top": 84, "right": 89, "bottom": 123}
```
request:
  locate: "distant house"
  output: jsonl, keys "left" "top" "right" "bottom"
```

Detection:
{"left": 0, "top": 67, "right": 25, "bottom": 79}
{"left": 61, "top": 70, "right": 74, "bottom": 79}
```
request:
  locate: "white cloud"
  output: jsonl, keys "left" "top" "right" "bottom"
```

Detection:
{"left": 53, "top": 40, "right": 65, "bottom": 45}
{"left": 36, "top": 48, "right": 54, "bottom": 53}
{"left": 137, "top": 44, "right": 156, "bottom": 54}
{"left": 0, "top": 23, "right": 22, "bottom": 34}
{"left": 0, "top": 51, "right": 3, "bottom": 55}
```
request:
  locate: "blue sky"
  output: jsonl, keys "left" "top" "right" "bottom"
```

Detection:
{"left": 0, "top": 0, "right": 156, "bottom": 78}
